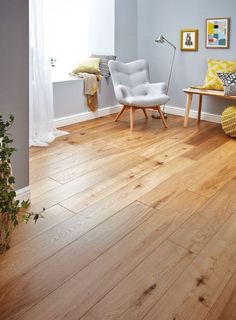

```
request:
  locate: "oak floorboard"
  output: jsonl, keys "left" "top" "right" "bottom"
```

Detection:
{"left": 143, "top": 183, "right": 236, "bottom": 320}
{"left": 30, "top": 152, "right": 143, "bottom": 210}
{"left": 183, "top": 134, "right": 230, "bottom": 160}
{"left": 49, "top": 149, "right": 139, "bottom": 185}
{"left": 60, "top": 143, "right": 194, "bottom": 213}
{"left": 169, "top": 179, "right": 236, "bottom": 254}
{"left": 10, "top": 205, "right": 74, "bottom": 248}
{"left": 204, "top": 271, "right": 236, "bottom": 320}
{"left": 81, "top": 240, "right": 195, "bottom": 320}
{"left": 184, "top": 123, "right": 222, "bottom": 146}
{"left": 17, "top": 191, "right": 206, "bottom": 320}
{"left": 30, "top": 144, "right": 121, "bottom": 183}
{"left": 1, "top": 115, "right": 236, "bottom": 320}
{"left": 60, "top": 157, "right": 160, "bottom": 213}
{"left": 0, "top": 202, "right": 155, "bottom": 320}
{"left": 0, "top": 157, "right": 193, "bottom": 293}
{"left": 60, "top": 156, "right": 194, "bottom": 214}
{"left": 30, "top": 177, "right": 62, "bottom": 199}
{"left": 138, "top": 139, "right": 236, "bottom": 209}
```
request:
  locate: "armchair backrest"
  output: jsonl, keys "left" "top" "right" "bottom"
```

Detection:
{"left": 109, "top": 60, "right": 151, "bottom": 104}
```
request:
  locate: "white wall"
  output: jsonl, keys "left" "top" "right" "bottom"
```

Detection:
{"left": 89, "top": 0, "right": 115, "bottom": 55}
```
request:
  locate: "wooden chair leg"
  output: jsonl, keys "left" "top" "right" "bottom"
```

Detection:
{"left": 157, "top": 106, "right": 168, "bottom": 128}
{"left": 198, "top": 95, "right": 203, "bottom": 123}
{"left": 143, "top": 108, "right": 148, "bottom": 119}
{"left": 115, "top": 106, "right": 126, "bottom": 122}
{"left": 130, "top": 106, "right": 135, "bottom": 131}
{"left": 184, "top": 93, "right": 193, "bottom": 127}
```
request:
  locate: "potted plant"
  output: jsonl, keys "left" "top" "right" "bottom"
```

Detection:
{"left": 0, "top": 115, "right": 43, "bottom": 254}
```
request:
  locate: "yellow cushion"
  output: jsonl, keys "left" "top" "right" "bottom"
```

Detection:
{"left": 222, "top": 106, "right": 236, "bottom": 138}
{"left": 72, "top": 58, "right": 101, "bottom": 74}
{"left": 204, "top": 59, "right": 236, "bottom": 91}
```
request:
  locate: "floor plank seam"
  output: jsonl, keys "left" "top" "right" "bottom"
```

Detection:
{"left": 4, "top": 116, "right": 236, "bottom": 320}
{"left": 55, "top": 159, "right": 166, "bottom": 214}
{"left": 167, "top": 238, "right": 196, "bottom": 254}
{"left": 78, "top": 238, "right": 196, "bottom": 320}
{"left": 77, "top": 237, "right": 194, "bottom": 320}
{"left": 203, "top": 269, "right": 236, "bottom": 320}
{"left": 13, "top": 201, "right": 160, "bottom": 319}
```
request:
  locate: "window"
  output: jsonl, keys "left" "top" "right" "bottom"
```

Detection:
{"left": 45, "top": 0, "right": 89, "bottom": 74}
{"left": 44, "top": 0, "right": 115, "bottom": 76}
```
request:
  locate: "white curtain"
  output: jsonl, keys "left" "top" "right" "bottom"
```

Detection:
{"left": 29, "top": 0, "right": 65, "bottom": 147}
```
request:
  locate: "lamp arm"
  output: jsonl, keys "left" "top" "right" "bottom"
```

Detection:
{"left": 166, "top": 46, "right": 176, "bottom": 94}
{"left": 162, "top": 46, "right": 176, "bottom": 115}
{"left": 162, "top": 36, "right": 176, "bottom": 49}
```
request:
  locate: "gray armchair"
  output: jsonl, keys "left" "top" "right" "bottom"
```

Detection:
{"left": 109, "top": 59, "right": 170, "bottom": 131}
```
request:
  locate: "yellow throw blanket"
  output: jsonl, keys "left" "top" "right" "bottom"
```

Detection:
{"left": 71, "top": 72, "right": 102, "bottom": 112}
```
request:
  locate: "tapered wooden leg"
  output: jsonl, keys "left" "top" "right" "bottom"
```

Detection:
{"left": 198, "top": 94, "right": 203, "bottom": 123}
{"left": 115, "top": 106, "right": 126, "bottom": 122}
{"left": 184, "top": 93, "right": 193, "bottom": 127}
{"left": 143, "top": 108, "right": 148, "bottom": 119}
{"left": 130, "top": 106, "right": 135, "bottom": 131}
{"left": 157, "top": 106, "right": 168, "bottom": 128}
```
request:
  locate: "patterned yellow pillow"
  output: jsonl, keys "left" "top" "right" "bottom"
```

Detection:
{"left": 204, "top": 59, "right": 236, "bottom": 91}
{"left": 72, "top": 58, "right": 101, "bottom": 75}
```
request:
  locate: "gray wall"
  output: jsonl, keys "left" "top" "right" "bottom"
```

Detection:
{"left": 115, "top": 0, "right": 138, "bottom": 62}
{"left": 138, "top": 0, "right": 236, "bottom": 115}
{"left": 53, "top": 78, "right": 117, "bottom": 119}
{"left": 0, "top": 0, "right": 29, "bottom": 190}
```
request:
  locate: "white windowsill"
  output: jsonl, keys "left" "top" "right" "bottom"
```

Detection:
{"left": 52, "top": 74, "right": 83, "bottom": 84}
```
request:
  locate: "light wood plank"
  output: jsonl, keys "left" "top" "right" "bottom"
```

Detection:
{"left": 81, "top": 240, "right": 195, "bottom": 320}
{"left": 60, "top": 157, "right": 160, "bottom": 213}
{"left": 17, "top": 191, "right": 206, "bottom": 320}
{"left": 30, "top": 152, "right": 143, "bottom": 211}
{"left": 0, "top": 202, "right": 155, "bottom": 320}
{"left": 139, "top": 140, "right": 236, "bottom": 209}
{"left": 10, "top": 205, "right": 74, "bottom": 247}
{"left": 184, "top": 123, "right": 221, "bottom": 146}
{"left": 205, "top": 271, "right": 236, "bottom": 320}
{"left": 49, "top": 149, "right": 137, "bottom": 185}
{"left": 1, "top": 116, "right": 235, "bottom": 320}
{"left": 183, "top": 134, "right": 229, "bottom": 161}
{"left": 170, "top": 179, "right": 236, "bottom": 253}
{"left": 60, "top": 143, "right": 193, "bottom": 213}
{"left": 30, "top": 177, "right": 61, "bottom": 199}
{"left": 143, "top": 181, "right": 236, "bottom": 320}
{"left": 189, "top": 157, "right": 236, "bottom": 198}
{"left": 30, "top": 144, "right": 120, "bottom": 183}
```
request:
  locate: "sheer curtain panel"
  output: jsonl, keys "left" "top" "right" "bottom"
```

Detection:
{"left": 29, "top": 0, "right": 64, "bottom": 147}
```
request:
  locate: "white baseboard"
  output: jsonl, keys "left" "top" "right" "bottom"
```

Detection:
{"left": 164, "top": 105, "right": 221, "bottom": 124}
{"left": 55, "top": 104, "right": 221, "bottom": 128}
{"left": 54, "top": 104, "right": 122, "bottom": 128}
{"left": 16, "top": 186, "right": 31, "bottom": 202}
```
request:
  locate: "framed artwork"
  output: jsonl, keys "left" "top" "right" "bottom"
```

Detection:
{"left": 180, "top": 29, "right": 198, "bottom": 51}
{"left": 206, "top": 18, "right": 230, "bottom": 48}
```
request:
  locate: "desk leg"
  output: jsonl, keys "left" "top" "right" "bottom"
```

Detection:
{"left": 184, "top": 93, "right": 193, "bottom": 127}
{"left": 198, "top": 95, "right": 203, "bottom": 123}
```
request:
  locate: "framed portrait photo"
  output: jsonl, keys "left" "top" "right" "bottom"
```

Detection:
{"left": 206, "top": 18, "right": 230, "bottom": 48}
{"left": 180, "top": 29, "right": 198, "bottom": 51}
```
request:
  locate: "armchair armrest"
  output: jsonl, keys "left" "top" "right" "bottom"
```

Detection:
{"left": 114, "top": 85, "right": 132, "bottom": 104}
{"left": 148, "top": 82, "right": 167, "bottom": 95}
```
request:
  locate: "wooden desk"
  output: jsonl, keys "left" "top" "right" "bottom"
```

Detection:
{"left": 183, "top": 88, "right": 236, "bottom": 127}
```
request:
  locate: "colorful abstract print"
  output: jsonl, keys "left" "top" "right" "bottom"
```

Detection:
{"left": 207, "top": 19, "right": 227, "bottom": 47}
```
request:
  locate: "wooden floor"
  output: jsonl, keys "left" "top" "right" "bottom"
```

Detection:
{"left": 1, "top": 112, "right": 236, "bottom": 320}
